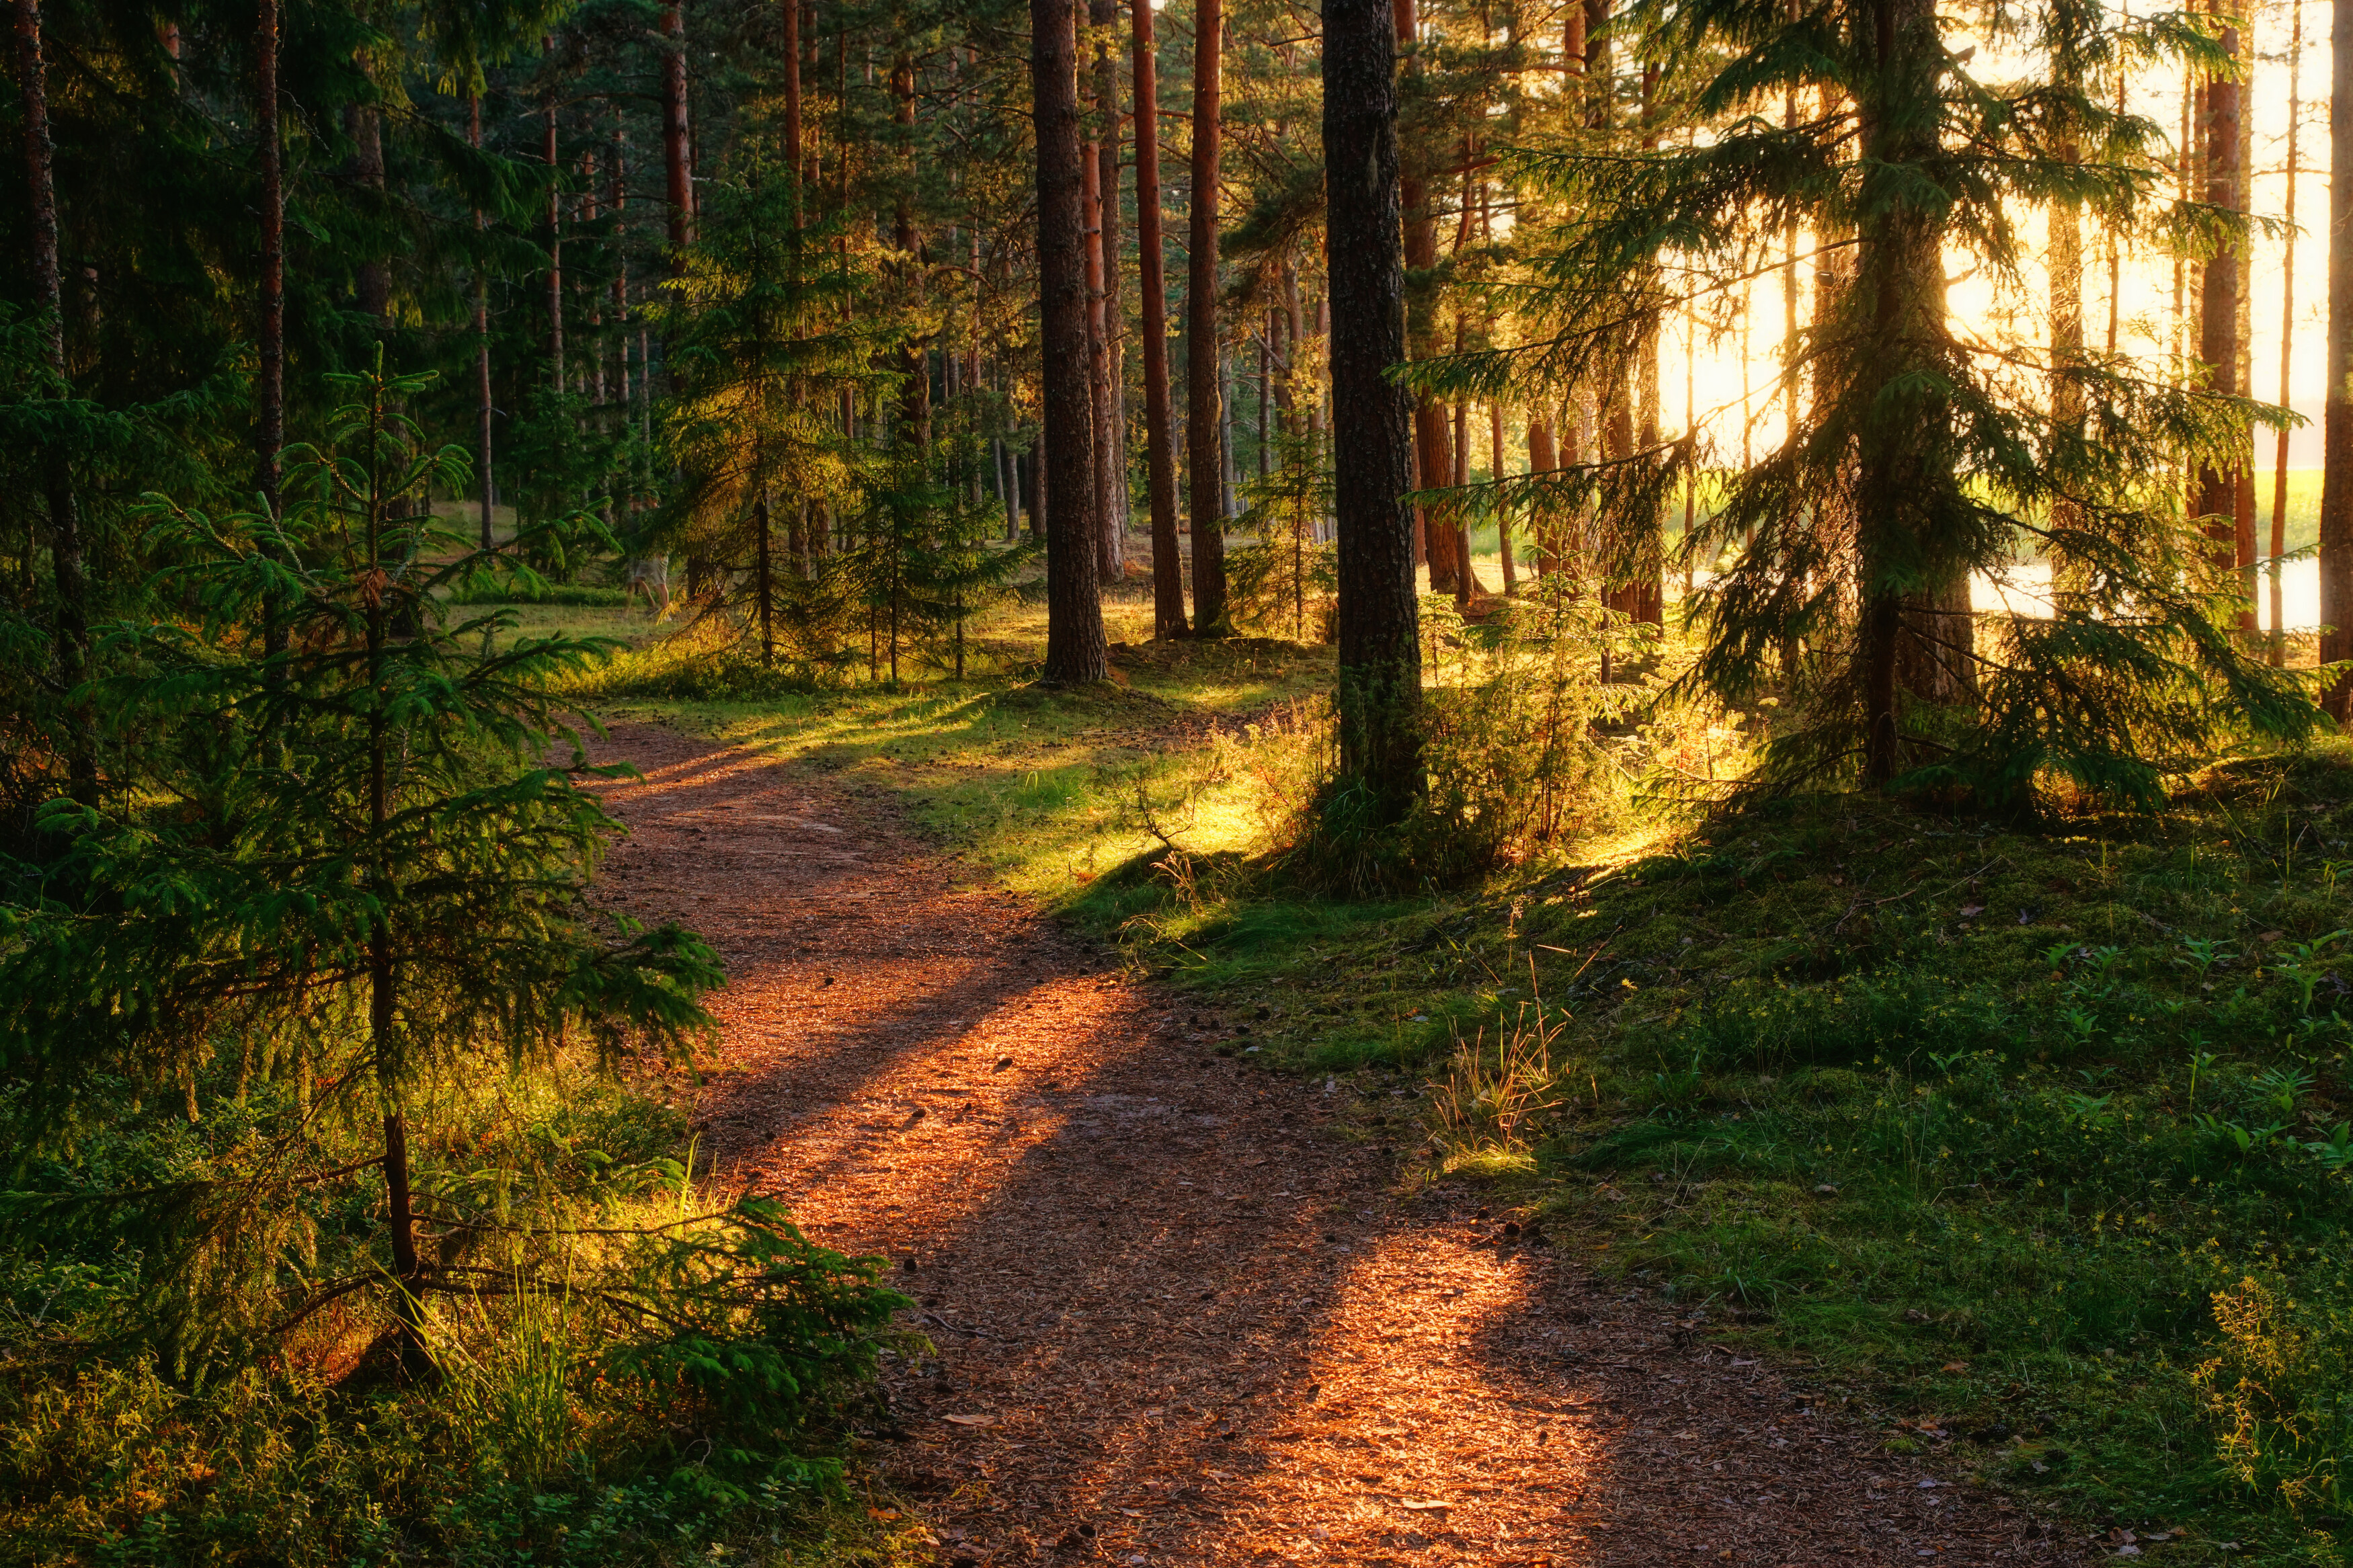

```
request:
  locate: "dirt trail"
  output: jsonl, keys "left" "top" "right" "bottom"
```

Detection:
{"left": 591, "top": 725, "right": 2085, "bottom": 1568}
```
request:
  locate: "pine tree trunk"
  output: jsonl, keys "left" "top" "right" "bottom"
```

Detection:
{"left": 662, "top": 2, "right": 693, "bottom": 261}
{"left": 1082, "top": 44, "right": 1117, "bottom": 575}
{"left": 11, "top": 0, "right": 91, "bottom": 806}
{"left": 1398, "top": 0, "right": 1451, "bottom": 593}
{"left": 2270, "top": 0, "right": 2303, "bottom": 667}
{"left": 469, "top": 94, "right": 493, "bottom": 548}
{"left": 1186, "top": 0, "right": 1228, "bottom": 632}
{"left": 2323, "top": 0, "right": 2353, "bottom": 716}
{"left": 360, "top": 382, "right": 422, "bottom": 1365}
{"left": 1526, "top": 417, "right": 1555, "bottom": 575}
{"left": 1034, "top": 0, "right": 1109, "bottom": 682}
{"left": 783, "top": 0, "right": 802, "bottom": 209}
{"left": 892, "top": 51, "right": 928, "bottom": 447}
{"left": 1325, "top": 0, "right": 1421, "bottom": 815}
{"left": 1858, "top": 0, "right": 1954, "bottom": 782}
{"left": 2194, "top": 24, "right": 2243, "bottom": 587}
{"left": 756, "top": 493, "right": 774, "bottom": 663}
{"left": 2235, "top": 15, "right": 2257, "bottom": 634}
{"left": 1131, "top": 0, "right": 1186, "bottom": 635}
{"left": 2049, "top": 122, "right": 2083, "bottom": 597}
{"left": 1220, "top": 350, "right": 1238, "bottom": 518}
{"left": 259, "top": 0, "right": 285, "bottom": 528}
{"left": 1493, "top": 400, "right": 1515, "bottom": 592}
{"left": 1092, "top": 0, "right": 1127, "bottom": 579}
{"left": 352, "top": 94, "right": 389, "bottom": 321}
{"left": 1630, "top": 63, "right": 1663, "bottom": 626}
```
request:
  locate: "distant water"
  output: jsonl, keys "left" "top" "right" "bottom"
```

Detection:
{"left": 1970, "top": 559, "right": 2324, "bottom": 634}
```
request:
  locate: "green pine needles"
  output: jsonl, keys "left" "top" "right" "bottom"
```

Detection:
{"left": 1455, "top": 0, "right": 2319, "bottom": 811}
{"left": 0, "top": 363, "right": 908, "bottom": 1557}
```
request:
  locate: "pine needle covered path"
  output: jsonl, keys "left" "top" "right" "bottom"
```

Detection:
{"left": 590, "top": 724, "right": 2087, "bottom": 1568}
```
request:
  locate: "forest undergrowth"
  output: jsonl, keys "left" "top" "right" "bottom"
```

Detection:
{"left": 585, "top": 593, "right": 2353, "bottom": 1567}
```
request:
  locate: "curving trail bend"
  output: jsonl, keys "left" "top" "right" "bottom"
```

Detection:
{"left": 589, "top": 723, "right": 2087, "bottom": 1568}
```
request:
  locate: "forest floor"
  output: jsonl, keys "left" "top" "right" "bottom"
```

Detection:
{"left": 587, "top": 719, "right": 2089, "bottom": 1568}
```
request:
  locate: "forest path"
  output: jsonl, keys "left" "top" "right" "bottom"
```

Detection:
{"left": 589, "top": 722, "right": 2085, "bottom": 1568}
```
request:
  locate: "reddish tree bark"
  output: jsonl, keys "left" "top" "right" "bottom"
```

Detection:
{"left": 891, "top": 50, "right": 928, "bottom": 446}
{"left": 783, "top": 0, "right": 802, "bottom": 206}
{"left": 2323, "top": 0, "right": 2353, "bottom": 714}
{"left": 260, "top": 0, "right": 285, "bottom": 523}
{"left": 1396, "top": 0, "right": 1453, "bottom": 591}
{"left": 1034, "top": 0, "right": 1109, "bottom": 681}
{"left": 1091, "top": 0, "right": 1127, "bottom": 580}
{"left": 1131, "top": 0, "right": 1187, "bottom": 636}
{"left": 1187, "top": 0, "right": 1228, "bottom": 632}
{"left": 1526, "top": 415, "right": 1556, "bottom": 577}
{"left": 1082, "top": 54, "right": 1115, "bottom": 566}
{"left": 2270, "top": 0, "right": 2303, "bottom": 665}
{"left": 662, "top": 1, "right": 693, "bottom": 261}
{"left": 2194, "top": 24, "right": 2243, "bottom": 596}
{"left": 469, "top": 94, "right": 493, "bottom": 548}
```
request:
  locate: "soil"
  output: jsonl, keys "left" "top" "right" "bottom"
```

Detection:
{"left": 590, "top": 722, "right": 2091, "bottom": 1567}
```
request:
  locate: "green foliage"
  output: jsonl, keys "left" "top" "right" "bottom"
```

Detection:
{"left": 1229, "top": 427, "right": 1335, "bottom": 643}
{"left": 0, "top": 1192, "right": 912, "bottom": 1565}
{"left": 1287, "top": 578, "right": 1638, "bottom": 892}
{"left": 0, "top": 366, "right": 910, "bottom": 1559}
{"left": 1464, "top": 0, "right": 2319, "bottom": 807}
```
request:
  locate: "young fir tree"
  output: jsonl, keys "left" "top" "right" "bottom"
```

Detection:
{"left": 663, "top": 155, "right": 885, "bottom": 663}
{"left": 1231, "top": 424, "right": 1337, "bottom": 643}
{"left": 842, "top": 432, "right": 1036, "bottom": 687}
{"left": 1474, "top": 0, "right": 2313, "bottom": 809}
{"left": 0, "top": 360, "right": 721, "bottom": 1370}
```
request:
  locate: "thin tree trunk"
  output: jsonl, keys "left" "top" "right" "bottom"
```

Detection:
{"left": 2194, "top": 17, "right": 2243, "bottom": 595}
{"left": 359, "top": 383, "right": 421, "bottom": 1366}
{"left": 470, "top": 95, "right": 493, "bottom": 548}
{"left": 1326, "top": 0, "right": 1419, "bottom": 815}
{"left": 545, "top": 42, "right": 566, "bottom": 390}
{"left": 2237, "top": 15, "right": 2257, "bottom": 632}
{"left": 662, "top": 1, "right": 693, "bottom": 261}
{"left": 612, "top": 129, "right": 633, "bottom": 520}
{"left": 1082, "top": 48, "right": 1116, "bottom": 571}
{"left": 2050, "top": 108, "right": 2083, "bottom": 597}
{"left": 12, "top": 0, "right": 90, "bottom": 805}
{"left": 1604, "top": 58, "right": 1665, "bottom": 628}
{"left": 1221, "top": 351, "right": 1238, "bottom": 519}
{"left": 1092, "top": 0, "right": 1127, "bottom": 579}
{"left": 1400, "top": 0, "right": 1453, "bottom": 593}
{"left": 2272, "top": 0, "right": 2303, "bottom": 666}
{"left": 1034, "top": 0, "right": 1109, "bottom": 682}
{"left": 1683, "top": 301, "right": 1696, "bottom": 595}
{"left": 1187, "top": 0, "right": 1228, "bottom": 632}
{"left": 1493, "top": 401, "right": 1515, "bottom": 591}
{"left": 1131, "top": 0, "right": 1186, "bottom": 636}
{"left": 2321, "top": 0, "right": 2353, "bottom": 715}
{"left": 891, "top": 52, "right": 928, "bottom": 447}
{"left": 1527, "top": 416, "right": 1555, "bottom": 575}
{"left": 351, "top": 91, "right": 389, "bottom": 321}
{"left": 260, "top": 0, "right": 285, "bottom": 532}
{"left": 756, "top": 493, "right": 774, "bottom": 663}
{"left": 783, "top": 0, "right": 802, "bottom": 209}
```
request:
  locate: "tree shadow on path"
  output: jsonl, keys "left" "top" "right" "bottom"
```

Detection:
{"left": 590, "top": 723, "right": 2086, "bottom": 1568}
